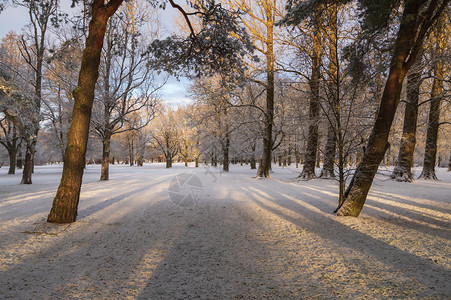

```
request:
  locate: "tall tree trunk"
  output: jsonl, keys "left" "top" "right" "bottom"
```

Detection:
{"left": 256, "top": 5, "right": 275, "bottom": 178}
{"left": 300, "top": 7, "right": 321, "bottom": 179}
{"left": 336, "top": 1, "right": 445, "bottom": 217}
{"left": 100, "top": 131, "right": 111, "bottom": 180}
{"left": 320, "top": 4, "right": 338, "bottom": 179}
{"left": 419, "top": 20, "right": 445, "bottom": 180}
{"left": 419, "top": 69, "right": 443, "bottom": 179}
{"left": 48, "top": 0, "right": 123, "bottom": 224}
{"left": 391, "top": 59, "right": 422, "bottom": 182}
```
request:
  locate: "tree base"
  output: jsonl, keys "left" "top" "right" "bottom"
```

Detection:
{"left": 298, "top": 170, "right": 316, "bottom": 180}
{"left": 390, "top": 171, "right": 413, "bottom": 182}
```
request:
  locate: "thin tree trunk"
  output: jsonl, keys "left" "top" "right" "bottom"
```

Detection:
{"left": 129, "top": 139, "right": 134, "bottom": 166}
{"left": 391, "top": 60, "right": 421, "bottom": 182}
{"left": 48, "top": 0, "right": 123, "bottom": 224}
{"left": 321, "top": 126, "right": 336, "bottom": 178}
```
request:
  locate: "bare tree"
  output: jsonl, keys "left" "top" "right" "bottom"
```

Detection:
{"left": 151, "top": 108, "right": 180, "bottom": 168}
{"left": 14, "top": 0, "right": 60, "bottom": 184}
{"left": 92, "top": 0, "right": 162, "bottom": 180}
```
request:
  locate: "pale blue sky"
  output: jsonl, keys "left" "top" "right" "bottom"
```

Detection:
{"left": 0, "top": 2, "right": 192, "bottom": 106}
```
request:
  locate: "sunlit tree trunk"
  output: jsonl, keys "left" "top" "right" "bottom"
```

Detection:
{"left": 391, "top": 58, "right": 422, "bottom": 182}
{"left": 419, "top": 20, "right": 445, "bottom": 180}
{"left": 419, "top": 69, "right": 443, "bottom": 179}
{"left": 320, "top": 4, "right": 338, "bottom": 179}
{"left": 337, "top": 1, "right": 446, "bottom": 217}
{"left": 300, "top": 6, "right": 322, "bottom": 179}
{"left": 257, "top": 2, "right": 275, "bottom": 178}
{"left": 48, "top": 0, "right": 124, "bottom": 224}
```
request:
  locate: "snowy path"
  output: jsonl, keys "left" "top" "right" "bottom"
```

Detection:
{"left": 1, "top": 164, "right": 450, "bottom": 299}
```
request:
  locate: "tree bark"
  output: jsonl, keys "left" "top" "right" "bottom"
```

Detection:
{"left": 222, "top": 132, "right": 230, "bottom": 172}
{"left": 17, "top": 151, "right": 23, "bottom": 169}
{"left": 21, "top": 139, "right": 35, "bottom": 184}
{"left": 300, "top": 6, "right": 321, "bottom": 179}
{"left": 129, "top": 139, "right": 134, "bottom": 166}
{"left": 100, "top": 131, "right": 111, "bottom": 180}
{"left": 48, "top": 0, "right": 123, "bottom": 224}
{"left": 320, "top": 4, "right": 338, "bottom": 179}
{"left": 256, "top": 4, "right": 275, "bottom": 178}
{"left": 391, "top": 61, "right": 422, "bottom": 182}
{"left": 337, "top": 0, "right": 444, "bottom": 217}
{"left": 137, "top": 154, "right": 143, "bottom": 166}
{"left": 166, "top": 157, "right": 172, "bottom": 168}
{"left": 419, "top": 73, "right": 442, "bottom": 179}
{"left": 7, "top": 148, "right": 17, "bottom": 175}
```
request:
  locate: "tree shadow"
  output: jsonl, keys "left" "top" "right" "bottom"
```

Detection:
{"left": 236, "top": 181, "right": 451, "bottom": 298}
{"left": 77, "top": 177, "right": 169, "bottom": 220}
{"left": 1, "top": 190, "right": 176, "bottom": 299}
{"left": 135, "top": 197, "right": 299, "bottom": 299}
{"left": 369, "top": 189, "right": 451, "bottom": 215}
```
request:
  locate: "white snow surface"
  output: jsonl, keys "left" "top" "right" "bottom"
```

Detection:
{"left": 0, "top": 163, "right": 450, "bottom": 299}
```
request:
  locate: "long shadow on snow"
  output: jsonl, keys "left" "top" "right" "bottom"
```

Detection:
{"left": 275, "top": 178, "right": 451, "bottom": 241}
{"left": 240, "top": 180, "right": 450, "bottom": 297}
{"left": 136, "top": 190, "right": 301, "bottom": 299}
{"left": 0, "top": 189, "right": 180, "bottom": 299}
{"left": 77, "top": 177, "right": 168, "bottom": 220}
{"left": 368, "top": 189, "right": 451, "bottom": 215}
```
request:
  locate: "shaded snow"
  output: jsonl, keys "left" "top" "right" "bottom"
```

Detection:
{"left": 0, "top": 163, "right": 450, "bottom": 299}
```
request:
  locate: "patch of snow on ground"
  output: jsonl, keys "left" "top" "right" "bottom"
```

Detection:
{"left": 0, "top": 163, "right": 450, "bottom": 299}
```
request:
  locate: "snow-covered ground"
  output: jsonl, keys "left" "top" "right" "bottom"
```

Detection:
{"left": 0, "top": 163, "right": 450, "bottom": 299}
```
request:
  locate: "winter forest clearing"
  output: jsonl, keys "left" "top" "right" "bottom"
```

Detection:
{"left": 0, "top": 163, "right": 450, "bottom": 299}
{"left": 1, "top": 0, "right": 451, "bottom": 298}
